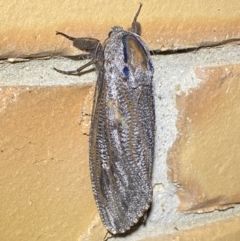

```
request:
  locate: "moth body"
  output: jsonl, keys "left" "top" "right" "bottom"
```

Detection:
{"left": 54, "top": 4, "right": 155, "bottom": 235}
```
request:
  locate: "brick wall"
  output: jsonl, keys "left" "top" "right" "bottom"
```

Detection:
{"left": 0, "top": 0, "right": 240, "bottom": 240}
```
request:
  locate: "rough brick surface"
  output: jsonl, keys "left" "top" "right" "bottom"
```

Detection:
{"left": 0, "top": 0, "right": 240, "bottom": 58}
{"left": 168, "top": 64, "right": 240, "bottom": 212}
{"left": 0, "top": 85, "right": 105, "bottom": 241}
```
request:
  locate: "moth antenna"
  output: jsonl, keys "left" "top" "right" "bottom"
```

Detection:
{"left": 129, "top": 3, "right": 143, "bottom": 35}
{"left": 133, "top": 3, "right": 143, "bottom": 23}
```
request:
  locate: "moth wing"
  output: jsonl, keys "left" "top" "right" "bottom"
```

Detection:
{"left": 89, "top": 34, "right": 154, "bottom": 234}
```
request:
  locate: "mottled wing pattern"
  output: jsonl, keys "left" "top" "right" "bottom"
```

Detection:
{"left": 89, "top": 30, "right": 154, "bottom": 234}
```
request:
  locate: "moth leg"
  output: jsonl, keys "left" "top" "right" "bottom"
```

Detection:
{"left": 56, "top": 31, "right": 101, "bottom": 56}
{"left": 55, "top": 31, "right": 102, "bottom": 75}
{"left": 129, "top": 3, "right": 142, "bottom": 35}
{"left": 56, "top": 31, "right": 76, "bottom": 41}
{"left": 53, "top": 59, "right": 97, "bottom": 75}
{"left": 142, "top": 212, "right": 148, "bottom": 224}
{"left": 103, "top": 231, "right": 111, "bottom": 241}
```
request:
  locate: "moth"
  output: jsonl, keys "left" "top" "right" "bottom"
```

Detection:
{"left": 54, "top": 4, "right": 155, "bottom": 234}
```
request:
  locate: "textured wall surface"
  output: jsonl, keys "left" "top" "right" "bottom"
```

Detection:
{"left": 1, "top": 0, "right": 240, "bottom": 58}
{"left": 1, "top": 0, "right": 240, "bottom": 240}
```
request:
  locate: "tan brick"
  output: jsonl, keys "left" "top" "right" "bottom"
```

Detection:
{"left": 0, "top": 0, "right": 240, "bottom": 58}
{"left": 168, "top": 64, "right": 240, "bottom": 212}
{"left": 0, "top": 85, "right": 105, "bottom": 241}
